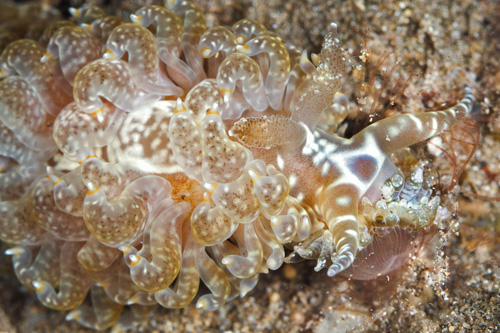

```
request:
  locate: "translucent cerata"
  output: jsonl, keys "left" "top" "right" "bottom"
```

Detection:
{"left": 0, "top": 0, "right": 475, "bottom": 330}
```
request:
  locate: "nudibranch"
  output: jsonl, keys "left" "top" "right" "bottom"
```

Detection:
{"left": 0, "top": 0, "right": 476, "bottom": 330}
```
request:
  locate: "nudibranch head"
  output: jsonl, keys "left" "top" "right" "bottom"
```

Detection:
{"left": 0, "top": 0, "right": 478, "bottom": 331}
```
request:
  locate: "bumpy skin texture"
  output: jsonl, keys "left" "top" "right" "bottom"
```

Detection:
{"left": 0, "top": 0, "right": 476, "bottom": 331}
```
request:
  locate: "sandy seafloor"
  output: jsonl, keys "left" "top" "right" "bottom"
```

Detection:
{"left": 0, "top": 0, "right": 499, "bottom": 332}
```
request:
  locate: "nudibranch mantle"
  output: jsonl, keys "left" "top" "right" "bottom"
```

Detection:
{"left": 0, "top": 0, "right": 476, "bottom": 330}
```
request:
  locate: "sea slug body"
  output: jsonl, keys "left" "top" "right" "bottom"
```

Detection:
{"left": 0, "top": 1, "right": 477, "bottom": 330}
